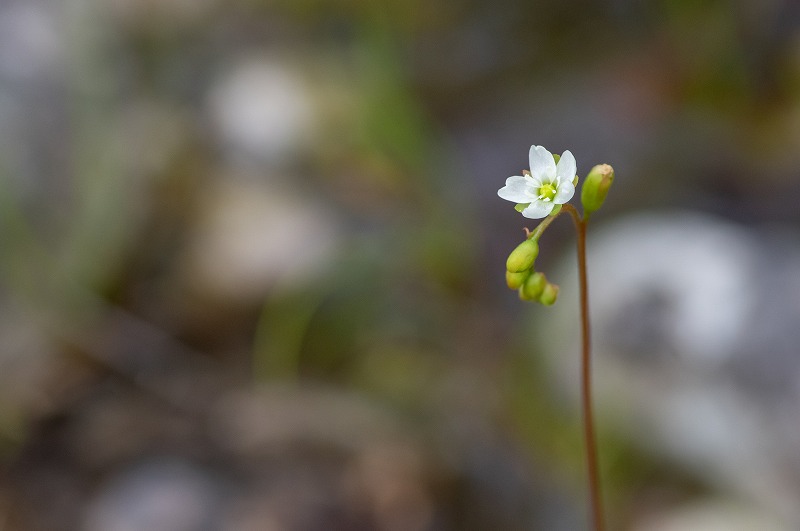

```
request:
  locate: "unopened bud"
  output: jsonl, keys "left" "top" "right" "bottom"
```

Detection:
{"left": 519, "top": 271, "right": 546, "bottom": 300}
{"left": 506, "top": 239, "right": 539, "bottom": 273}
{"left": 539, "top": 282, "right": 559, "bottom": 306}
{"left": 581, "top": 164, "right": 614, "bottom": 215}
{"left": 506, "top": 270, "right": 530, "bottom": 290}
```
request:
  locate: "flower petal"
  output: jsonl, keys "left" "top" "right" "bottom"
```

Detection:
{"left": 529, "top": 145, "right": 556, "bottom": 181}
{"left": 554, "top": 180, "right": 575, "bottom": 204}
{"left": 556, "top": 150, "right": 576, "bottom": 183}
{"left": 498, "top": 176, "right": 532, "bottom": 203}
{"left": 521, "top": 200, "right": 554, "bottom": 219}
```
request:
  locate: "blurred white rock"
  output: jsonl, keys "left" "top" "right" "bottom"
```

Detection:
{"left": 536, "top": 211, "right": 800, "bottom": 525}
{"left": 83, "top": 459, "right": 223, "bottom": 531}
{"left": 180, "top": 177, "right": 341, "bottom": 302}
{"left": 0, "top": 1, "right": 63, "bottom": 82}
{"left": 208, "top": 58, "right": 317, "bottom": 168}
{"left": 634, "top": 500, "right": 790, "bottom": 531}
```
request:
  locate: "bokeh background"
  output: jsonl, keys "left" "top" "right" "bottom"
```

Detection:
{"left": 2, "top": 0, "right": 800, "bottom": 529}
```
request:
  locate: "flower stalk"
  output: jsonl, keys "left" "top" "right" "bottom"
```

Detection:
{"left": 565, "top": 204, "right": 604, "bottom": 531}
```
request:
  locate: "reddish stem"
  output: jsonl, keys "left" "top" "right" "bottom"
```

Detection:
{"left": 563, "top": 205, "right": 604, "bottom": 531}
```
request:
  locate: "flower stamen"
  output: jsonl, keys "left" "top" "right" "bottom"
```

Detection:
{"left": 538, "top": 183, "right": 557, "bottom": 201}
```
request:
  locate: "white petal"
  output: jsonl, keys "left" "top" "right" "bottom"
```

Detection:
{"left": 521, "top": 200, "right": 554, "bottom": 219}
{"left": 554, "top": 180, "right": 575, "bottom": 204}
{"left": 556, "top": 150, "right": 577, "bottom": 183}
{"left": 529, "top": 145, "right": 556, "bottom": 181}
{"left": 498, "top": 176, "right": 533, "bottom": 203}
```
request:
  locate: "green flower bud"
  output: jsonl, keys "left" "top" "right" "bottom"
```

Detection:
{"left": 539, "top": 282, "right": 559, "bottom": 306}
{"left": 506, "top": 239, "right": 539, "bottom": 273}
{"left": 506, "top": 270, "right": 530, "bottom": 290}
{"left": 581, "top": 164, "right": 614, "bottom": 215}
{"left": 519, "top": 271, "right": 546, "bottom": 300}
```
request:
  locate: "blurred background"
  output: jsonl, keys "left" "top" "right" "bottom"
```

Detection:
{"left": 1, "top": 0, "right": 800, "bottom": 529}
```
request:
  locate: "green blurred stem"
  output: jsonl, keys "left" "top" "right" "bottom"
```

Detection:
{"left": 252, "top": 292, "right": 322, "bottom": 382}
{"left": 562, "top": 204, "right": 604, "bottom": 531}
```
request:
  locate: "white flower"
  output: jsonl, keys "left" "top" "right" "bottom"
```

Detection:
{"left": 497, "top": 145, "right": 577, "bottom": 219}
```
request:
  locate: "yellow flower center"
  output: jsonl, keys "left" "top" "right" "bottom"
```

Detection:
{"left": 538, "top": 183, "right": 557, "bottom": 202}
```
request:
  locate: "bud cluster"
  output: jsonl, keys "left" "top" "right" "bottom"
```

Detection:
{"left": 504, "top": 238, "right": 559, "bottom": 305}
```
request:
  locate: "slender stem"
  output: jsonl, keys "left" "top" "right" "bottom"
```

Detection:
{"left": 524, "top": 203, "right": 604, "bottom": 528}
{"left": 563, "top": 205, "right": 604, "bottom": 531}
{"left": 527, "top": 205, "right": 563, "bottom": 240}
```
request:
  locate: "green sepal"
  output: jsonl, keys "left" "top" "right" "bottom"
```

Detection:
{"left": 515, "top": 203, "right": 529, "bottom": 213}
{"left": 539, "top": 282, "right": 559, "bottom": 306}
{"left": 519, "top": 271, "right": 546, "bottom": 300}
{"left": 581, "top": 164, "right": 615, "bottom": 215}
{"left": 506, "top": 270, "right": 530, "bottom": 290}
{"left": 506, "top": 239, "right": 539, "bottom": 273}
